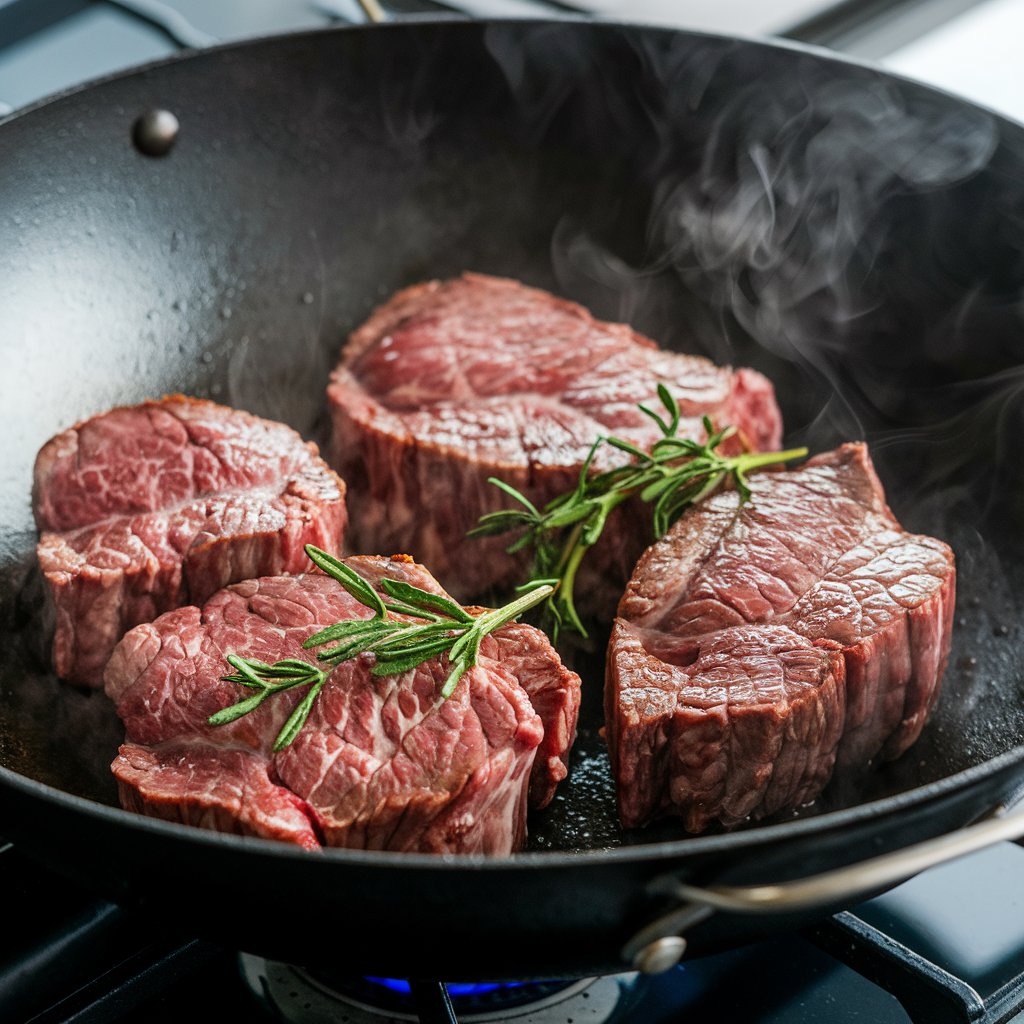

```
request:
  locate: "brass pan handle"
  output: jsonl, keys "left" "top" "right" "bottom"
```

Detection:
{"left": 623, "top": 801, "right": 1024, "bottom": 974}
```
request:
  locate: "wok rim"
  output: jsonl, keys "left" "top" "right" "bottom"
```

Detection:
{"left": 1, "top": 15, "right": 1023, "bottom": 138}
{"left": 4, "top": 741, "right": 1023, "bottom": 871}
{"left": 1, "top": 17, "right": 1022, "bottom": 876}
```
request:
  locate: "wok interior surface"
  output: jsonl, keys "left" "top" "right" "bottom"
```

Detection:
{"left": 2, "top": 21, "right": 1024, "bottom": 867}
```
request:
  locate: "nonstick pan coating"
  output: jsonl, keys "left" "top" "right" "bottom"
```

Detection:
{"left": 2, "top": 21, "right": 1024, "bottom": 977}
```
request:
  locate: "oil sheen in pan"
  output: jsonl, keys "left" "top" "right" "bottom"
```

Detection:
{"left": 0, "top": 506, "right": 1016, "bottom": 855}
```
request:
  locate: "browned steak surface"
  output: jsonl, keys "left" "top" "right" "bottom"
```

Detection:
{"left": 104, "top": 558, "right": 581, "bottom": 854}
{"left": 327, "top": 273, "right": 783, "bottom": 608}
{"left": 34, "top": 395, "right": 347, "bottom": 686}
{"left": 607, "top": 444, "right": 955, "bottom": 832}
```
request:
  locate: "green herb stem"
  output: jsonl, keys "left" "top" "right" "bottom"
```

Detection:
{"left": 470, "top": 383, "right": 808, "bottom": 640}
{"left": 208, "top": 547, "right": 554, "bottom": 749}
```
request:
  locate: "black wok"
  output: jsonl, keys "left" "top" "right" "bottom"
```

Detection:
{"left": 2, "top": 19, "right": 1024, "bottom": 981}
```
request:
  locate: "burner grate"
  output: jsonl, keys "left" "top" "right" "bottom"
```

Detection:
{"left": 240, "top": 956, "right": 638, "bottom": 1024}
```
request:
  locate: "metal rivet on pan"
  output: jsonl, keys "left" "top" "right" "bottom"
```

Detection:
{"left": 633, "top": 935, "right": 687, "bottom": 974}
{"left": 132, "top": 109, "right": 179, "bottom": 157}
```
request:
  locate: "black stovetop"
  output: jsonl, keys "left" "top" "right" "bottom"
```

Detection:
{"left": 4, "top": 836, "right": 1024, "bottom": 1023}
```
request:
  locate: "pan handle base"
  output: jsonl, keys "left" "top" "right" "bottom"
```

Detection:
{"left": 623, "top": 800, "right": 1024, "bottom": 973}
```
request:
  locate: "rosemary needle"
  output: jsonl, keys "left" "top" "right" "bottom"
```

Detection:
{"left": 469, "top": 384, "right": 807, "bottom": 640}
{"left": 209, "top": 546, "right": 554, "bottom": 751}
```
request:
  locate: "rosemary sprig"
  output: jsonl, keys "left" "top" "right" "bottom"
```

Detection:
{"left": 469, "top": 384, "right": 807, "bottom": 640}
{"left": 208, "top": 545, "right": 554, "bottom": 750}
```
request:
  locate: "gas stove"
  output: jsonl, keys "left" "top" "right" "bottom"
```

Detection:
{"left": 3, "top": 2, "right": 1024, "bottom": 1023}
{"left": 5, "top": 835, "right": 1024, "bottom": 1023}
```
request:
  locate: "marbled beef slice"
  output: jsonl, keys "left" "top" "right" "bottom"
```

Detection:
{"left": 34, "top": 395, "right": 347, "bottom": 686}
{"left": 607, "top": 444, "right": 955, "bottom": 831}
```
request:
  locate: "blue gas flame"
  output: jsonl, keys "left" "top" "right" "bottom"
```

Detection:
{"left": 364, "top": 977, "right": 528, "bottom": 997}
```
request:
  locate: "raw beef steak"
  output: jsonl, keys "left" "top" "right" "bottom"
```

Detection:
{"left": 607, "top": 444, "right": 955, "bottom": 832}
{"left": 34, "top": 395, "right": 347, "bottom": 686}
{"left": 327, "top": 273, "right": 783, "bottom": 609}
{"left": 104, "top": 557, "right": 582, "bottom": 854}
